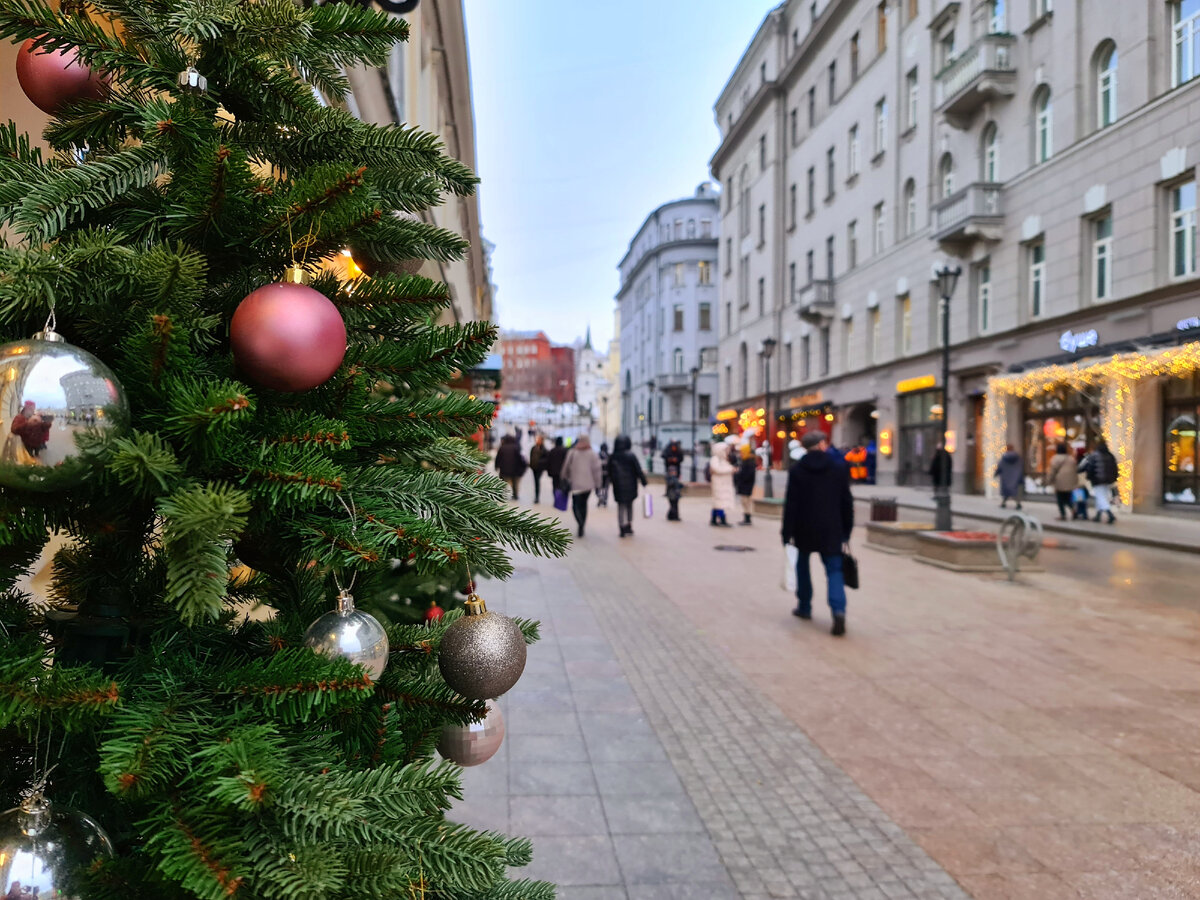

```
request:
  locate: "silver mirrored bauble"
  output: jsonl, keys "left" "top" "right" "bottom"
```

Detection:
{"left": 437, "top": 700, "right": 505, "bottom": 767}
{"left": 0, "top": 793, "right": 114, "bottom": 900}
{"left": 0, "top": 329, "right": 129, "bottom": 491}
{"left": 438, "top": 594, "right": 527, "bottom": 700}
{"left": 303, "top": 590, "right": 390, "bottom": 680}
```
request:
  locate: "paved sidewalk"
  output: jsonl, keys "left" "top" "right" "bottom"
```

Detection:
{"left": 853, "top": 483, "right": 1200, "bottom": 554}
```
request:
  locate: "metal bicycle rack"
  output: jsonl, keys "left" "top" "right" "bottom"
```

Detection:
{"left": 996, "top": 513, "right": 1043, "bottom": 581}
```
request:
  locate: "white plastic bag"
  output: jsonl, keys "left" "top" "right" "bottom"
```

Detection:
{"left": 783, "top": 544, "right": 799, "bottom": 593}
{"left": 643, "top": 493, "right": 653, "bottom": 518}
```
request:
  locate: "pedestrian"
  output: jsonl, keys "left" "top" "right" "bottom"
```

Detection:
{"left": 561, "top": 435, "right": 604, "bottom": 537}
{"left": 493, "top": 434, "right": 526, "bottom": 501}
{"left": 607, "top": 434, "right": 647, "bottom": 537}
{"left": 734, "top": 442, "right": 757, "bottom": 525}
{"left": 596, "top": 442, "right": 611, "bottom": 507}
{"left": 928, "top": 439, "right": 952, "bottom": 492}
{"left": 1079, "top": 438, "right": 1119, "bottom": 524}
{"left": 662, "top": 439, "right": 684, "bottom": 521}
{"left": 994, "top": 443, "right": 1023, "bottom": 509}
{"left": 708, "top": 435, "right": 738, "bottom": 527}
{"left": 782, "top": 430, "right": 854, "bottom": 636}
{"left": 1072, "top": 466, "right": 1091, "bottom": 520}
{"left": 545, "top": 436, "right": 567, "bottom": 492}
{"left": 1044, "top": 441, "right": 1078, "bottom": 520}
{"left": 529, "top": 434, "right": 548, "bottom": 504}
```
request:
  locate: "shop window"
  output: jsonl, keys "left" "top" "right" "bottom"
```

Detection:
{"left": 897, "top": 389, "right": 944, "bottom": 487}
{"left": 1023, "top": 387, "right": 1101, "bottom": 492}
{"left": 1171, "top": 179, "right": 1197, "bottom": 279}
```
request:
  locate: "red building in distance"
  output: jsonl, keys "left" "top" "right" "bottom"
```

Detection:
{"left": 500, "top": 330, "right": 575, "bottom": 403}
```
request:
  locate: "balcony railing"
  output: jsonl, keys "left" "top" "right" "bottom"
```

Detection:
{"left": 935, "top": 33, "right": 1017, "bottom": 128}
{"left": 655, "top": 372, "right": 693, "bottom": 390}
{"left": 796, "top": 279, "right": 835, "bottom": 309}
{"left": 931, "top": 182, "right": 1004, "bottom": 244}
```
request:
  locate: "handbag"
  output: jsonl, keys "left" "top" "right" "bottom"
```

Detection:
{"left": 841, "top": 547, "right": 860, "bottom": 591}
{"left": 783, "top": 544, "right": 799, "bottom": 593}
{"left": 553, "top": 488, "right": 568, "bottom": 511}
{"left": 643, "top": 493, "right": 653, "bottom": 518}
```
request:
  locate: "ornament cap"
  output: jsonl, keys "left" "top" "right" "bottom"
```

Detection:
{"left": 33, "top": 327, "right": 65, "bottom": 343}
{"left": 464, "top": 593, "right": 487, "bottom": 615}
{"left": 18, "top": 792, "right": 51, "bottom": 837}
{"left": 283, "top": 265, "right": 311, "bottom": 285}
{"left": 177, "top": 65, "right": 209, "bottom": 95}
{"left": 335, "top": 589, "right": 356, "bottom": 615}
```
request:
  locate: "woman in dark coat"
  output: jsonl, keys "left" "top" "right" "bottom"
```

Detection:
{"left": 993, "top": 444, "right": 1023, "bottom": 509}
{"left": 733, "top": 442, "right": 757, "bottom": 526}
{"left": 494, "top": 434, "right": 526, "bottom": 500}
{"left": 545, "top": 436, "right": 568, "bottom": 492}
{"left": 607, "top": 434, "right": 647, "bottom": 538}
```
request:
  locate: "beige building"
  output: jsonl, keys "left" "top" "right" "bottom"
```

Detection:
{"left": 712, "top": 0, "right": 1200, "bottom": 513}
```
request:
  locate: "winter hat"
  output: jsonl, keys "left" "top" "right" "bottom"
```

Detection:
{"left": 801, "top": 431, "right": 826, "bottom": 450}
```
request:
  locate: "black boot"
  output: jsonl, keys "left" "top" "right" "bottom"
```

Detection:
{"left": 831, "top": 615, "right": 846, "bottom": 636}
{"left": 1107, "top": 511, "right": 1116, "bottom": 524}
{"left": 738, "top": 514, "right": 751, "bottom": 526}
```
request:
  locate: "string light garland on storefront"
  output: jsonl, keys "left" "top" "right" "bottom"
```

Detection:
{"left": 984, "top": 341, "right": 1200, "bottom": 506}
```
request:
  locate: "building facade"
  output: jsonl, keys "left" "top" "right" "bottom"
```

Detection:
{"left": 713, "top": 0, "right": 1200, "bottom": 513}
{"left": 617, "top": 185, "right": 722, "bottom": 457}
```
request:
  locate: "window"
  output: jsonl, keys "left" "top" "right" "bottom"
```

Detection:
{"left": 758, "top": 204, "right": 766, "bottom": 246}
{"left": 806, "top": 167, "right": 815, "bottom": 215}
{"left": 759, "top": 134, "right": 767, "bottom": 171}
{"left": 1034, "top": 86, "right": 1053, "bottom": 163}
{"left": 724, "top": 238, "right": 732, "bottom": 274}
{"left": 725, "top": 179, "right": 733, "bottom": 212}
{"left": 982, "top": 122, "right": 999, "bottom": 181}
{"left": 739, "top": 166, "right": 751, "bottom": 236}
{"left": 1163, "top": 371, "right": 1200, "bottom": 503}
{"left": 874, "top": 98, "right": 888, "bottom": 156}
{"left": 670, "top": 393, "right": 683, "bottom": 420}
{"left": 819, "top": 326, "right": 831, "bottom": 376}
{"left": 698, "top": 394, "right": 712, "bottom": 420}
{"left": 760, "top": 61, "right": 766, "bottom": 85}
{"left": 698, "top": 260, "right": 712, "bottom": 285}
{"left": 850, "top": 32, "right": 860, "bottom": 79}
{"left": 757, "top": 277, "right": 765, "bottom": 316}
{"left": 790, "top": 108, "right": 799, "bottom": 145}
{"left": 848, "top": 125, "right": 860, "bottom": 176}
{"left": 825, "top": 235, "right": 835, "bottom": 278}
{"left": 1096, "top": 43, "right": 1117, "bottom": 128}
{"left": 826, "top": 146, "right": 836, "bottom": 199}
{"left": 700, "top": 219, "right": 712, "bottom": 238}
{"left": 1033, "top": 0, "right": 1052, "bottom": 17}
{"left": 842, "top": 317, "right": 854, "bottom": 372}
{"left": 1090, "top": 215, "right": 1113, "bottom": 301}
{"left": 739, "top": 254, "right": 750, "bottom": 307}
{"left": 978, "top": 263, "right": 992, "bottom": 333}
{"left": 674, "top": 218, "right": 683, "bottom": 239}
{"left": 877, "top": 1, "right": 888, "bottom": 51}
{"left": 1174, "top": 0, "right": 1200, "bottom": 87}
{"left": 784, "top": 342, "right": 793, "bottom": 384}
{"left": 847, "top": 220, "right": 858, "bottom": 268}
{"left": 810, "top": 1, "right": 817, "bottom": 24}
{"left": 903, "top": 179, "right": 917, "bottom": 236}
{"left": 1029, "top": 241, "right": 1046, "bottom": 317}
{"left": 905, "top": 69, "right": 918, "bottom": 130}
{"left": 739, "top": 343, "right": 748, "bottom": 396}
{"left": 807, "top": 86, "right": 816, "bottom": 125}
{"left": 899, "top": 293, "right": 912, "bottom": 355}
{"left": 938, "top": 153, "right": 954, "bottom": 199}
{"left": 673, "top": 304, "right": 684, "bottom": 331}
{"left": 789, "top": 262, "right": 797, "bottom": 301}
{"left": 793, "top": 27, "right": 799, "bottom": 48}
{"left": 687, "top": 219, "right": 696, "bottom": 238}
{"left": 1171, "top": 179, "right": 1197, "bottom": 278}
{"left": 870, "top": 307, "right": 881, "bottom": 363}
{"left": 988, "top": 0, "right": 1006, "bottom": 33}
{"left": 670, "top": 349, "right": 683, "bottom": 377}
{"left": 725, "top": 303, "right": 732, "bottom": 333}
{"left": 790, "top": 183, "right": 798, "bottom": 226}
{"left": 801, "top": 335, "right": 811, "bottom": 380}
{"left": 699, "top": 301, "right": 712, "bottom": 330}
{"left": 938, "top": 31, "right": 955, "bottom": 70}
{"left": 723, "top": 365, "right": 731, "bottom": 394}
{"left": 828, "top": 60, "right": 837, "bottom": 104}
{"left": 873, "top": 202, "right": 886, "bottom": 253}
{"left": 805, "top": 249, "right": 814, "bottom": 282}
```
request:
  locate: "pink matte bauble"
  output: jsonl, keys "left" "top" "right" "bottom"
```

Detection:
{"left": 15, "top": 38, "right": 109, "bottom": 115}
{"left": 230, "top": 282, "right": 347, "bottom": 392}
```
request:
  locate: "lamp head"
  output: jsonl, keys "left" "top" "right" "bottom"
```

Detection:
{"left": 935, "top": 263, "right": 962, "bottom": 299}
{"left": 761, "top": 336, "right": 777, "bottom": 358}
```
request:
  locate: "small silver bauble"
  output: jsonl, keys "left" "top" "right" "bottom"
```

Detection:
{"left": 438, "top": 593, "right": 526, "bottom": 700}
{"left": 177, "top": 66, "right": 208, "bottom": 95}
{"left": 303, "top": 589, "right": 390, "bottom": 680}
{"left": 0, "top": 328, "right": 129, "bottom": 491}
{"left": 437, "top": 700, "right": 505, "bottom": 767}
{"left": 0, "top": 792, "right": 114, "bottom": 899}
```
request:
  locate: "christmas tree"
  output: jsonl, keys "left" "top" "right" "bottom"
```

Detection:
{"left": 0, "top": 0, "right": 570, "bottom": 895}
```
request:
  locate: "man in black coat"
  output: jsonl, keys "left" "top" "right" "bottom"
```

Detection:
{"left": 545, "top": 436, "right": 568, "bottom": 492}
{"left": 928, "top": 440, "right": 952, "bottom": 491}
{"left": 781, "top": 430, "right": 854, "bottom": 636}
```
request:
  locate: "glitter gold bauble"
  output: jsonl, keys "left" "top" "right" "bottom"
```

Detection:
{"left": 437, "top": 594, "right": 526, "bottom": 699}
{"left": 437, "top": 699, "right": 505, "bottom": 767}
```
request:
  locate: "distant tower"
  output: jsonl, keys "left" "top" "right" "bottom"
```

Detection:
{"left": 574, "top": 324, "right": 606, "bottom": 411}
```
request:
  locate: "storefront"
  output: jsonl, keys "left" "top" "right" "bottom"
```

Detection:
{"left": 1019, "top": 386, "right": 1102, "bottom": 495}
{"left": 1163, "top": 370, "right": 1200, "bottom": 504}
{"left": 895, "top": 376, "right": 942, "bottom": 487}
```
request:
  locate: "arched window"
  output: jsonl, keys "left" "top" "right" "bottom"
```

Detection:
{"left": 1095, "top": 42, "right": 1118, "bottom": 129}
{"left": 738, "top": 342, "right": 748, "bottom": 398}
{"left": 903, "top": 179, "right": 917, "bottom": 237}
{"left": 938, "top": 153, "right": 955, "bottom": 199}
{"left": 673, "top": 347, "right": 684, "bottom": 373}
{"left": 981, "top": 122, "right": 999, "bottom": 182}
{"left": 1034, "top": 86, "right": 1053, "bottom": 163}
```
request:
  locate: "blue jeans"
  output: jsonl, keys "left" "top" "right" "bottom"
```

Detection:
{"left": 795, "top": 552, "right": 846, "bottom": 617}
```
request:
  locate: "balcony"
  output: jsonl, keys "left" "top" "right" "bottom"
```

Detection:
{"left": 796, "top": 279, "right": 836, "bottom": 324}
{"left": 935, "top": 33, "right": 1017, "bottom": 129}
{"left": 655, "top": 372, "right": 694, "bottom": 391}
{"left": 931, "top": 182, "right": 1004, "bottom": 245}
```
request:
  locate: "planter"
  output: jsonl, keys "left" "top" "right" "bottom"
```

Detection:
{"left": 865, "top": 521, "right": 936, "bottom": 555}
{"left": 914, "top": 530, "right": 1043, "bottom": 573}
{"left": 753, "top": 497, "right": 784, "bottom": 518}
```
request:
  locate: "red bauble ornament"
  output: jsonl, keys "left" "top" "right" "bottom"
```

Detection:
{"left": 15, "top": 38, "right": 109, "bottom": 114}
{"left": 425, "top": 602, "right": 445, "bottom": 623}
{"left": 230, "top": 282, "right": 347, "bottom": 392}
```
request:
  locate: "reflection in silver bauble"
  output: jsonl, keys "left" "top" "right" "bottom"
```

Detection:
{"left": 438, "top": 594, "right": 526, "bottom": 700}
{"left": 303, "top": 589, "right": 390, "bottom": 680}
{"left": 0, "top": 794, "right": 114, "bottom": 899}
{"left": 437, "top": 700, "right": 505, "bottom": 767}
{"left": 0, "top": 329, "right": 128, "bottom": 491}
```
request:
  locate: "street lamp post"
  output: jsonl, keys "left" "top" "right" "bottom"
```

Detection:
{"left": 689, "top": 365, "right": 700, "bottom": 483}
{"left": 761, "top": 337, "right": 777, "bottom": 498}
{"left": 934, "top": 263, "right": 962, "bottom": 532}
{"left": 600, "top": 395, "right": 609, "bottom": 445}
{"left": 647, "top": 379, "right": 656, "bottom": 473}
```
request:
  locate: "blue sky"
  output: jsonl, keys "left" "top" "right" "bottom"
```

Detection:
{"left": 464, "top": 0, "right": 776, "bottom": 350}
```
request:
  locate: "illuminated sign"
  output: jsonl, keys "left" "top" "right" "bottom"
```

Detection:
{"left": 788, "top": 392, "right": 823, "bottom": 408}
{"left": 1059, "top": 328, "right": 1099, "bottom": 353}
{"left": 878, "top": 429, "right": 893, "bottom": 456}
{"left": 945, "top": 430, "right": 957, "bottom": 454}
{"left": 716, "top": 409, "right": 738, "bottom": 421}
{"left": 1178, "top": 316, "right": 1200, "bottom": 332}
{"left": 896, "top": 374, "right": 936, "bottom": 393}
